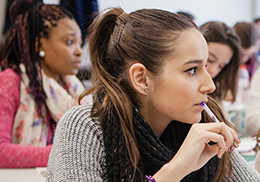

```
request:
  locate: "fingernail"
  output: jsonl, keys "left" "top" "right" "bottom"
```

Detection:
{"left": 233, "top": 142, "right": 239, "bottom": 148}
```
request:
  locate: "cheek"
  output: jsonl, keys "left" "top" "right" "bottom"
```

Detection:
{"left": 206, "top": 65, "right": 219, "bottom": 78}
{"left": 159, "top": 80, "right": 196, "bottom": 107}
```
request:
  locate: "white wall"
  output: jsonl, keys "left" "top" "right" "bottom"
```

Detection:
{"left": 98, "top": 0, "right": 253, "bottom": 27}
{"left": 0, "top": 0, "right": 256, "bottom": 39}
{"left": 0, "top": 0, "right": 7, "bottom": 39}
{"left": 252, "top": 0, "right": 260, "bottom": 20}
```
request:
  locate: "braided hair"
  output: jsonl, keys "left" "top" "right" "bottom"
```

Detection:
{"left": 0, "top": 0, "right": 73, "bottom": 115}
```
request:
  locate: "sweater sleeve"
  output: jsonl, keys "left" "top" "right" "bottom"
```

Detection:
{"left": 223, "top": 150, "right": 260, "bottom": 181}
{"left": 245, "top": 67, "right": 260, "bottom": 136}
{"left": 46, "top": 105, "right": 105, "bottom": 182}
{"left": 0, "top": 69, "right": 52, "bottom": 168}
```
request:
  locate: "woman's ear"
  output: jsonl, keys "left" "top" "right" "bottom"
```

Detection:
{"left": 35, "top": 37, "right": 39, "bottom": 52}
{"left": 129, "top": 63, "right": 149, "bottom": 95}
{"left": 35, "top": 34, "right": 46, "bottom": 53}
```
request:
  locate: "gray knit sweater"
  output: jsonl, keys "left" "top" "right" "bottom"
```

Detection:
{"left": 46, "top": 105, "right": 260, "bottom": 182}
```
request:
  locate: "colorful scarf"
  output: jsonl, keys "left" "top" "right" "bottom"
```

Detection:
{"left": 12, "top": 64, "right": 86, "bottom": 146}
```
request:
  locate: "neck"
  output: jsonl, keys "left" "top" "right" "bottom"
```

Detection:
{"left": 139, "top": 107, "right": 170, "bottom": 138}
{"left": 41, "top": 62, "right": 60, "bottom": 81}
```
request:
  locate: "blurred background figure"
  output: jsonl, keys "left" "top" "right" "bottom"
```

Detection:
{"left": 177, "top": 11, "right": 196, "bottom": 22}
{"left": 244, "top": 19, "right": 260, "bottom": 136}
{"left": 199, "top": 21, "right": 241, "bottom": 104}
{"left": 0, "top": 0, "right": 85, "bottom": 168}
{"left": 245, "top": 65, "right": 260, "bottom": 136}
{"left": 233, "top": 22, "right": 260, "bottom": 80}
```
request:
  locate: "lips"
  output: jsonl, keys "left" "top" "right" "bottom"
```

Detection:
{"left": 196, "top": 101, "right": 206, "bottom": 105}
{"left": 73, "top": 60, "right": 81, "bottom": 64}
{"left": 72, "top": 61, "right": 81, "bottom": 68}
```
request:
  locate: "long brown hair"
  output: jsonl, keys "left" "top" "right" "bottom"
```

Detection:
{"left": 233, "top": 22, "right": 259, "bottom": 49}
{"left": 200, "top": 21, "right": 241, "bottom": 102}
{"left": 80, "top": 7, "right": 233, "bottom": 181}
{"left": 203, "top": 96, "right": 234, "bottom": 181}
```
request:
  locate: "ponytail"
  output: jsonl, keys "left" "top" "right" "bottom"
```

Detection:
{"left": 80, "top": 7, "right": 140, "bottom": 177}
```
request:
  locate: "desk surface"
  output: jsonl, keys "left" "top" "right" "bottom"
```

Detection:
{"left": 0, "top": 168, "right": 46, "bottom": 182}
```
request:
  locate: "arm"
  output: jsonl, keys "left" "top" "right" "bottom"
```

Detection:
{"left": 46, "top": 105, "right": 105, "bottom": 182}
{"left": 0, "top": 69, "right": 52, "bottom": 168}
{"left": 245, "top": 67, "right": 260, "bottom": 136}
{"left": 222, "top": 150, "right": 260, "bottom": 182}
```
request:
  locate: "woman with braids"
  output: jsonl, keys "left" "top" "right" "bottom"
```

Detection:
{"left": 0, "top": 0, "right": 85, "bottom": 168}
{"left": 199, "top": 21, "right": 241, "bottom": 103}
{"left": 46, "top": 7, "right": 260, "bottom": 182}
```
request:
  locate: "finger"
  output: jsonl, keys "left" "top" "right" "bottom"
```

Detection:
{"left": 205, "top": 143, "right": 224, "bottom": 159}
{"left": 226, "top": 125, "right": 241, "bottom": 145}
{"left": 203, "top": 131, "right": 227, "bottom": 157}
{"left": 195, "top": 123, "right": 234, "bottom": 150}
{"left": 220, "top": 124, "right": 240, "bottom": 149}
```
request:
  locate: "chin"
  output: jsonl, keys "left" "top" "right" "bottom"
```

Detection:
{"left": 191, "top": 115, "right": 202, "bottom": 124}
{"left": 68, "top": 70, "right": 79, "bottom": 75}
{"left": 180, "top": 117, "right": 201, "bottom": 125}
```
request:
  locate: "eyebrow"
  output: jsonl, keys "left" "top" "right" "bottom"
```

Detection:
{"left": 64, "top": 32, "right": 82, "bottom": 43}
{"left": 184, "top": 59, "right": 203, "bottom": 65}
{"left": 209, "top": 52, "right": 218, "bottom": 60}
{"left": 64, "top": 32, "right": 77, "bottom": 37}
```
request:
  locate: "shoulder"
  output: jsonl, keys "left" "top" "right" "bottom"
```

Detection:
{"left": 0, "top": 68, "right": 20, "bottom": 83}
{"left": 0, "top": 68, "right": 20, "bottom": 79}
{"left": 224, "top": 150, "right": 260, "bottom": 181}
{"left": 56, "top": 104, "right": 103, "bottom": 140}
{"left": 0, "top": 69, "right": 21, "bottom": 100}
{"left": 47, "top": 104, "right": 105, "bottom": 181}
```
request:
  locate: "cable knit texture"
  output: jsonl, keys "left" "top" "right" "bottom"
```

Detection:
{"left": 0, "top": 69, "right": 52, "bottom": 168}
{"left": 46, "top": 104, "right": 260, "bottom": 181}
{"left": 46, "top": 105, "right": 105, "bottom": 181}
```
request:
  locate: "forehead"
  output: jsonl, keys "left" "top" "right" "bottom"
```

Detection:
{"left": 48, "top": 18, "right": 81, "bottom": 37}
{"left": 208, "top": 42, "right": 233, "bottom": 57}
{"left": 169, "top": 29, "right": 208, "bottom": 64}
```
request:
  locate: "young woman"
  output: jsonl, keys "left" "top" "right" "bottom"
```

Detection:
{"left": 46, "top": 8, "right": 260, "bottom": 182}
{"left": 0, "top": 0, "right": 85, "bottom": 167}
{"left": 199, "top": 21, "right": 241, "bottom": 103}
{"left": 233, "top": 22, "right": 260, "bottom": 80}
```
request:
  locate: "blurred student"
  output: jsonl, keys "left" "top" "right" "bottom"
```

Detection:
{"left": 245, "top": 65, "right": 260, "bottom": 135}
{"left": 46, "top": 7, "right": 260, "bottom": 182}
{"left": 0, "top": 0, "right": 85, "bottom": 168}
{"left": 177, "top": 11, "right": 195, "bottom": 22}
{"left": 200, "top": 21, "right": 241, "bottom": 103}
{"left": 233, "top": 22, "right": 259, "bottom": 80}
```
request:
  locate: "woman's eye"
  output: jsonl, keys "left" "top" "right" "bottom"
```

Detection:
{"left": 66, "top": 39, "right": 74, "bottom": 45}
{"left": 207, "top": 59, "right": 214, "bottom": 63}
{"left": 185, "top": 66, "right": 197, "bottom": 75}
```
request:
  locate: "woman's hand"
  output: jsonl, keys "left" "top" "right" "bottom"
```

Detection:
{"left": 153, "top": 122, "right": 240, "bottom": 182}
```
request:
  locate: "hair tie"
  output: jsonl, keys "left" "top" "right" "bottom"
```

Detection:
{"left": 115, "top": 12, "right": 128, "bottom": 44}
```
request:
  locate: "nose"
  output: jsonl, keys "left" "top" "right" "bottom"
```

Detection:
{"left": 75, "top": 43, "right": 83, "bottom": 57}
{"left": 200, "top": 70, "right": 216, "bottom": 94}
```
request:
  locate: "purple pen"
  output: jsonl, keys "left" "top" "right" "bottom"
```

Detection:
{"left": 200, "top": 102, "right": 220, "bottom": 123}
